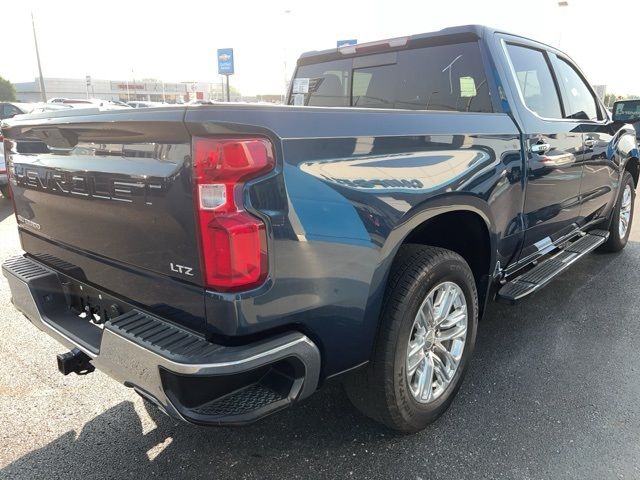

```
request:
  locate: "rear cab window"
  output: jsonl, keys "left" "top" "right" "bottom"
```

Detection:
{"left": 289, "top": 42, "right": 493, "bottom": 113}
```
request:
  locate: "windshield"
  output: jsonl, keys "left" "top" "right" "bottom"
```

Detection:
{"left": 288, "top": 42, "right": 492, "bottom": 113}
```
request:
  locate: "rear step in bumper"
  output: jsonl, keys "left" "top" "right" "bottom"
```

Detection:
{"left": 2, "top": 255, "right": 321, "bottom": 426}
{"left": 497, "top": 229, "right": 609, "bottom": 303}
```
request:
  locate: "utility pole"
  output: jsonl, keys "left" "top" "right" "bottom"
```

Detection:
{"left": 31, "top": 12, "right": 47, "bottom": 102}
{"left": 557, "top": 1, "right": 569, "bottom": 48}
{"left": 282, "top": 9, "right": 292, "bottom": 103}
{"left": 132, "top": 68, "right": 137, "bottom": 101}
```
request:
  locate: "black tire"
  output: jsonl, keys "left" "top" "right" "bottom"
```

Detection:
{"left": 0, "top": 185, "right": 8, "bottom": 199}
{"left": 344, "top": 245, "right": 478, "bottom": 433}
{"left": 600, "top": 171, "right": 635, "bottom": 252}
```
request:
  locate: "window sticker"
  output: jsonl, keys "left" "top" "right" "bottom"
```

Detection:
{"left": 293, "top": 93, "right": 305, "bottom": 106}
{"left": 352, "top": 71, "right": 372, "bottom": 98}
{"left": 459, "top": 76, "right": 477, "bottom": 97}
{"left": 292, "top": 78, "right": 310, "bottom": 94}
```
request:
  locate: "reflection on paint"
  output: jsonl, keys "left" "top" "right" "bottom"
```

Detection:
{"left": 299, "top": 149, "right": 492, "bottom": 192}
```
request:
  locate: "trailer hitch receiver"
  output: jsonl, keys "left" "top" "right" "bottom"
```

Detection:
{"left": 57, "top": 348, "right": 95, "bottom": 376}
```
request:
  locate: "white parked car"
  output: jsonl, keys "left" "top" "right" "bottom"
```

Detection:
{"left": 0, "top": 102, "right": 73, "bottom": 198}
{"left": 49, "top": 98, "right": 131, "bottom": 109}
{"left": 0, "top": 138, "right": 7, "bottom": 198}
{"left": 0, "top": 103, "right": 34, "bottom": 197}
{"left": 127, "top": 101, "right": 160, "bottom": 108}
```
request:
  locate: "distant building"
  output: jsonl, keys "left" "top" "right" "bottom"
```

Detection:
{"left": 14, "top": 77, "right": 231, "bottom": 103}
{"left": 592, "top": 84, "right": 607, "bottom": 102}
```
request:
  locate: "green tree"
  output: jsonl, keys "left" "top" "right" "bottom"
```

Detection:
{"left": 0, "top": 76, "right": 16, "bottom": 101}
{"left": 604, "top": 93, "right": 617, "bottom": 107}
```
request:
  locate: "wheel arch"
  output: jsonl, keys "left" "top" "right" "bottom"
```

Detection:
{"left": 360, "top": 195, "right": 498, "bottom": 366}
{"left": 402, "top": 210, "right": 493, "bottom": 299}
{"left": 613, "top": 125, "right": 639, "bottom": 187}
{"left": 381, "top": 195, "right": 497, "bottom": 291}
{"left": 624, "top": 156, "right": 639, "bottom": 187}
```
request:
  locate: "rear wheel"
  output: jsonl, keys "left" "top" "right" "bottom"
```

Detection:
{"left": 344, "top": 245, "right": 478, "bottom": 433}
{"left": 601, "top": 171, "right": 635, "bottom": 252}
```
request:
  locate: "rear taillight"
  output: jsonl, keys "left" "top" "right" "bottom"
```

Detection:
{"left": 193, "top": 137, "right": 275, "bottom": 292}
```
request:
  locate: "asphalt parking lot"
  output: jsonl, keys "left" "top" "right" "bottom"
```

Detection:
{"left": 0, "top": 195, "right": 639, "bottom": 480}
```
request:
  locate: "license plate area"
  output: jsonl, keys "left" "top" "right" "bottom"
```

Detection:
{"left": 4, "top": 255, "right": 135, "bottom": 355}
{"left": 61, "top": 277, "right": 133, "bottom": 329}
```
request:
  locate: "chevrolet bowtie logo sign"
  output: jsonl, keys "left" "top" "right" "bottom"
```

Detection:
{"left": 217, "top": 48, "right": 234, "bottom": 75}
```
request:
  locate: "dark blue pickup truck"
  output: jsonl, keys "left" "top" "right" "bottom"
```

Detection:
{"left": 2, "top": 25, "right": 638, "bottom": 433}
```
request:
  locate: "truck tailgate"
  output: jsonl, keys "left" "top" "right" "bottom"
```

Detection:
{"left": 2, "top": 107, "right": 206, "bottom": 328}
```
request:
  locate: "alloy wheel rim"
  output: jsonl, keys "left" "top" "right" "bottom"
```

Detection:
{"left": 619, "top": 184, "right": 632, "bottom": 239}
{"left": 406, "top": 281, "right": 468, "bottom": 404}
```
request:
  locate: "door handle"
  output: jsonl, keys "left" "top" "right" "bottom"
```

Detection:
{"left": 530, "top": 142, "right": 551, "bottom": 154}
{"left": 584, "top": 137, "right": 596, "bottom": 148}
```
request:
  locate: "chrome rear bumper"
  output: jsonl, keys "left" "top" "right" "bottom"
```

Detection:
{"left": 2, "top": 255, "right": 321, "bottom": 425}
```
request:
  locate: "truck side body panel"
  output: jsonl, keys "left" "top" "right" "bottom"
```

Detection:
{"left": 185, "top": 106, "right": 523, "bottom": 374}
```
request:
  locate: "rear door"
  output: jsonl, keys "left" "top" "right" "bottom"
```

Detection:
{"left": 503, "top": 41, "right": 585, "bottom": 260}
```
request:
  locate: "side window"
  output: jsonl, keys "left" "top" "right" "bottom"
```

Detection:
{"left": 7, "top": 105, "right": 22, "bottom": 117}
{"left": 505, "top": 44, "right": 562, "bottom": 119}
{"left": 1, "top": 104, "right": 22, "bottom": 119}
{"left": 552, "top": 57, "right": 599, "bottom": 120}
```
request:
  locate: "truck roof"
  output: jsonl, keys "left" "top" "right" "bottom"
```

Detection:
{"left": 297, "top": 24, "right": 552, "bottom": 66}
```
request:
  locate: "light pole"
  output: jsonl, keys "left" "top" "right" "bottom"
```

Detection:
{"left": 31, "top": 12, "right": 47, "bottom": 102}
{"left": 557, "top": 1, "right": 569, "bottom": 49}
{"left": 282, "top": 9, "right": 292, "bottom": 103}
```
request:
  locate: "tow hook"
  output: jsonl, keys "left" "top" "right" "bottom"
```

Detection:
{"left": 56, "top": 348, "right": 95, "bottom": 376}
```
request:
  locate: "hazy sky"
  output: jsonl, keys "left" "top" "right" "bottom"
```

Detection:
{"left": 2, "top": 0, "right": 639, "bottom": 96}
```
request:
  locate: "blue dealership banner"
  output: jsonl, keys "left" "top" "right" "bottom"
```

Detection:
{"left": 217, "top": 48, "right": 234, "bottom": 75}
{"left": 337, "top": 39, "right": 357, "bottom": 48}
